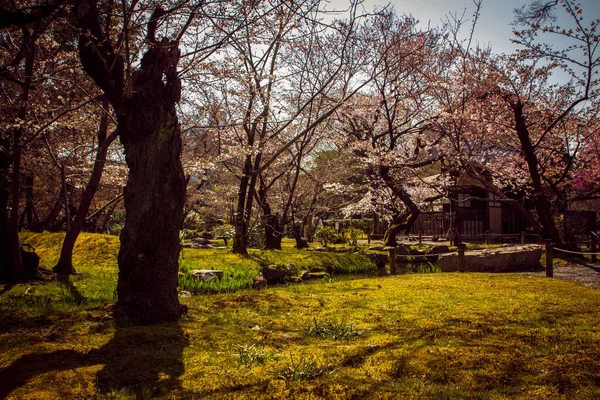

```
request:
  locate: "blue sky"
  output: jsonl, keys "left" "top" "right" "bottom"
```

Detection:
{"left": 331, "top": 0, "right": 600, "bottom": 55}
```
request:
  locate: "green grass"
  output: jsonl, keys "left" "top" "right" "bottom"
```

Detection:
{"left": 177, "top": 237, "right": 375, "bottom": 293}
{"left": 1, "top": 232, "right": 600, "bottom": 399}
{"left": 11, "top": 232, "right": 375, "bottom": 299}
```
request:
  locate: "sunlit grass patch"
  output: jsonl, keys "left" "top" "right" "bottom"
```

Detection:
{"left": 2, "top": 232, "right": 600, "bottom": 399}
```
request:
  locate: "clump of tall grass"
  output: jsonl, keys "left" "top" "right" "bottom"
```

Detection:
{"left": 277, "top": 354, "right": 332, "bottom": 382}
{"left": 301, "top": 316, "right": 362, "bottom": 340}
{"left": 234, "top": 344, "right": 278, "bottom": 367}
{"left": 178, "top": 261, "right": 257, "bottom": 294}
{"left": 417, "top": 261, "right": 441, "bottom": 274}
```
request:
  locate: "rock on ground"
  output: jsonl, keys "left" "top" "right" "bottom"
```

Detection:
{"left": 437, "top": 245, "right": 542, "bottom": 272}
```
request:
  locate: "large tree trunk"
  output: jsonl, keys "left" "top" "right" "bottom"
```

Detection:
{"left": 383, "top": 221, "right": 403, "bottom": 248}
{"left": 54, "top": 103, "right": 113, "bottom": 275}
{"left": 7, "top": 28, "right": 37, "bottom": 281}
{"left": 513, "top": 101, "right": 562, "bottom": 243}
{"left": 75, "top": 1, "right": 187, "bottom": 323}
{"left": 115, "top": 49, "right": 186, "bottom": 324}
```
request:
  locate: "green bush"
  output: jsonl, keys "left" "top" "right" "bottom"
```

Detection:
{"left": 180, "top": 229, "right": 196, "bottom": 241}
{"left": 211, "top": 223, "right": 235, "bottom": 238}
{"left": 344, "top": 226, "right": 364, "bottom": 246}
{"left": 315, "top": 226, "right": 337, "bottom": 247}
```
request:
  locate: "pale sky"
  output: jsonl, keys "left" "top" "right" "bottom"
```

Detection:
{"left": 330, "top": 0, "right": 600, "bottom": 55}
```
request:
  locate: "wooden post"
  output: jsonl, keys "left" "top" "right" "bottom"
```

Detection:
{"left": 367, "top": 232, "right": 371, "bottom": 245}
{"left": 418, "top": 231, "right": 422, "bottom": 245}
{"left": 388, "top": 247, "right": 396, "bottom": 275}
{"left": 545, "top": 239, "right": 553, "bottom": 278}
{"left": 457, "top": 243, "right": 466, "bottom": 273}
{"left": 485, "top": 231, "right": 490, "bottom": 245}
{"left": 521, "top": 231, "right": 525, "bottom": 245}
{"left": 591, "top": 234, "right": 597, "bottom": 264}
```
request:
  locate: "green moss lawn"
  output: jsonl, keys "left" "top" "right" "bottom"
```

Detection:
{"left": 1, "top": 232, "right": 600, "bottom": 399}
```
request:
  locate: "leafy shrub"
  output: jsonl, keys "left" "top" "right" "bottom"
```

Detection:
{"left": 315, "top": 226, "right": 337, "bottom": 247}
{"left": 352, "top": 218, "right": 373, "bottom": 234}
{"left": 106, "top": 211, "right": 125, "bottom": 236}
{"left": 108, "top": 223, "right": 123, "bottom": 236}
{"left": 332, "top": 234, "right": 346, "bottom": 244}
{"left": 211, "top": 223, "right": 235, "bottom": 239}
{"left": 180, "top": 229, "right": 196, "bottom": 241}
{"left": 183, "top": 211, "right": 201, "bottom": 230}
{"left": 344, "top": 227, "right": 364, "bottom": 246}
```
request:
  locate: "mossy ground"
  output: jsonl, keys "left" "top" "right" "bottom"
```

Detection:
{"left": 1, "top": 232, "right": 600, "bottom": 399}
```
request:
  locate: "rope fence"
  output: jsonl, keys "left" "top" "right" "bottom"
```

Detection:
{"left": 383, "top": 234, "right": 598, "bottom": 277}
{"left": 370, "top": 231, "right": 598, "bottom": 250}
{"left": 551, "top": 248, "right": 600, "bottom": 256}
{"left": 543, "top": 235, "right": 599, "bottom": 277}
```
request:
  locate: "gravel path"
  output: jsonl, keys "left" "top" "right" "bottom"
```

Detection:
{"left": 526, "top": 261, "right": 600, "bottom": 289}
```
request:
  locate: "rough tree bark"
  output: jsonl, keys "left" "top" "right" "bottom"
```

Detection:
{"left": 512, "top": 101, "right": 562, "bottom": 243}
{"left": 116, "top": 55, "right": 186, "bottom": 322}
{"left": 75, "top": 0, "right": 187, "bottom": 322}
{"left": 9, "top": 128, "right": 25, "bottom": 281}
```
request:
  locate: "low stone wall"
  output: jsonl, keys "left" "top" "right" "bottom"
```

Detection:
{"left": 437, "top": 245, "right": 542, "bottom": 272}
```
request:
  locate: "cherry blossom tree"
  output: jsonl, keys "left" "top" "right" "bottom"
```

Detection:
{"left": 192, "top": 0, "right": 379, "bottom": 254}
{"left": 337, "top": 10, "right": 445, "bottom": 246}
{"left": 449, "top": 0, "right": 600, "bottom": 243}
{"left": 0, "top": 0, "right": 74, "bottom": 280}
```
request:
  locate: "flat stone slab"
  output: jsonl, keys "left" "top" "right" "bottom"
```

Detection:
{"left": 437, "top": 245, "right": 542, "bottom": 273}
{"left": 191, "top": 270, "right": 224, "bottom": 281}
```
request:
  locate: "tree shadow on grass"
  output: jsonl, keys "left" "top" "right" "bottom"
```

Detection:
{"left": 0, "top": 316, "right": 189, "bottom": 399}
{"left": 57, "top": 274, "right": 86, "bottom": 305}
{"left": 245, "top": 253, "right": 270, "bottom": 267}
